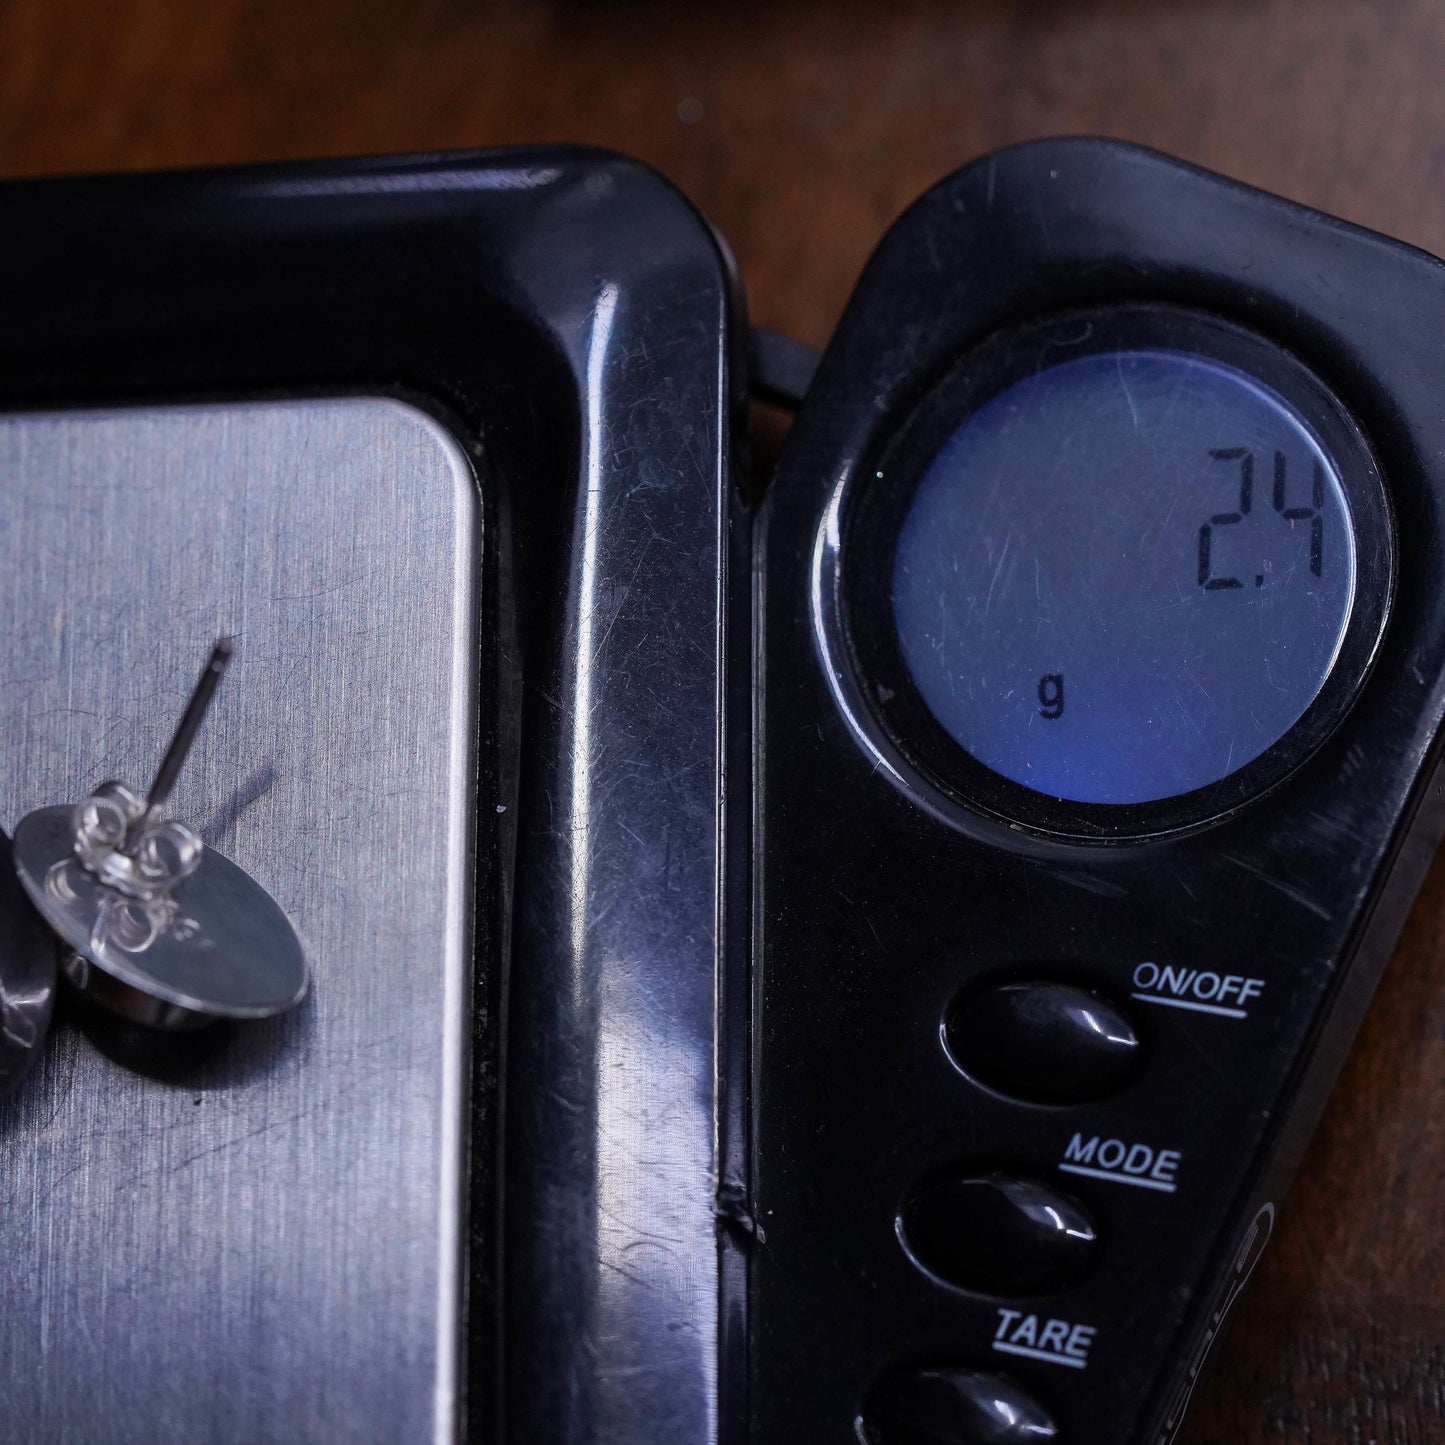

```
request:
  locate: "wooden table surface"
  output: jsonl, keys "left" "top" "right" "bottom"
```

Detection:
{"left": 3, "top": 1, "right": 1443, "bottom": 1440}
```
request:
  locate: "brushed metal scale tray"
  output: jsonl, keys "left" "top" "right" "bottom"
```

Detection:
{"left": 0, "top": 399, "right": 478, "bottom": 1444}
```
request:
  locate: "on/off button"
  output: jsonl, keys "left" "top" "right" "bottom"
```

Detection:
{"left": 944, "top": 980, "right": 1142, "bottom": 1103}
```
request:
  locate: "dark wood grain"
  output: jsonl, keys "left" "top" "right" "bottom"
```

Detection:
{"left": 2, "top": 1, "right": 1443, "bottom": 1437}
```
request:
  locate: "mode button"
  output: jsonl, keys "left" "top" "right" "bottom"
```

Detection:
{"left": 899, "top": 1174, "right": 1099, "bottom": 1295}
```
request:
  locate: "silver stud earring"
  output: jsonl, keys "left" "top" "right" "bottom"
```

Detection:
{"left": 0, "top": 827, "right": 57, "bottom": 1100}
{"left": 13, "top": 640, "right": 308, "bottom": 1034}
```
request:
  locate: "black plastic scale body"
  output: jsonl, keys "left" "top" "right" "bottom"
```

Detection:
{"left": 0, "top": 149, "right": 741, "bottom": 1445}
{"left": 750, "top": 139, "right": 1445, "bottom": 1444}
{"left": 1, "top": 133, "right": 1443, "bottom": 1445}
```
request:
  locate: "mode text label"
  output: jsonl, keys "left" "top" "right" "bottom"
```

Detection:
{"left": 1060, "top": 1132, "right": 1182, "bottom": 1193}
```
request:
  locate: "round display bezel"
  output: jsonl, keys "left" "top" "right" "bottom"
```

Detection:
{"left": 837, "top": 305, "right": 1396, "bottom": 841}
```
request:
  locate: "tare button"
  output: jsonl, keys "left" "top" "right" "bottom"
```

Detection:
{"left": 1058, "top": 1132, "right": 1182, "bottom": 1193}
{"left": 992, "top": 1307, "right": 1097, "bottom": 1371}
{"left": 863, "top": 1366, "right": 1059, "bottom": 1444}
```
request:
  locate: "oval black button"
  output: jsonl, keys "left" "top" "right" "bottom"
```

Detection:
{"left": 944, "top": 981, "right": 1141, "bottom": 1103}
{"left": 900, "top": 1174, "right": 1098, "bottom": 1294}
{"left": 864, "top": 1367, "right": 1059, "bottom": 1444}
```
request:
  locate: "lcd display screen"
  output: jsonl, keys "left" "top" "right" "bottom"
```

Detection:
{"left": 890, "top": 350, "right": 1357, "bottom": 805}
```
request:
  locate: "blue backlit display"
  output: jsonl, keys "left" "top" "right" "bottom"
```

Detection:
{"left": 891, "top": 350, "right": 1357, "bottom": 805}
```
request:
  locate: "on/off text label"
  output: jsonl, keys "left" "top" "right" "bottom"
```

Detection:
{"left": 1131, "top": 960, "right": 1265, "bottom": 1020}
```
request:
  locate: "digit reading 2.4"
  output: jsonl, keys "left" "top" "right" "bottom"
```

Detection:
{"left": 1198, "top": 448, "right": 1324, "bottom": 590}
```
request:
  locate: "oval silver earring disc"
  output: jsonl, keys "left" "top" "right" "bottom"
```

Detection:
{"left": 13, "top": 640, "right": 308, "bottom": 1032}
{"left": 0, "top": 827, "right": 58, "bottom": 1096}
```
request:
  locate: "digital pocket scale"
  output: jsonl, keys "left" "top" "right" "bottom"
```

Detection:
{"left": 753, "top": 139, "right": 1445, "bottom": 1444}
{"left": 0, "top": 137, "right": 1441, "bottom": 1445}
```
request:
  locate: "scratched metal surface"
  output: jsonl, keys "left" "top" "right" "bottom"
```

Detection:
{"left": 0, "top": 399, "right": 478, "bottom": 1443}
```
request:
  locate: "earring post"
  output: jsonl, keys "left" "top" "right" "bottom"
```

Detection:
{"left": 136, "top": 638, "right": 234, "bottom": 834}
